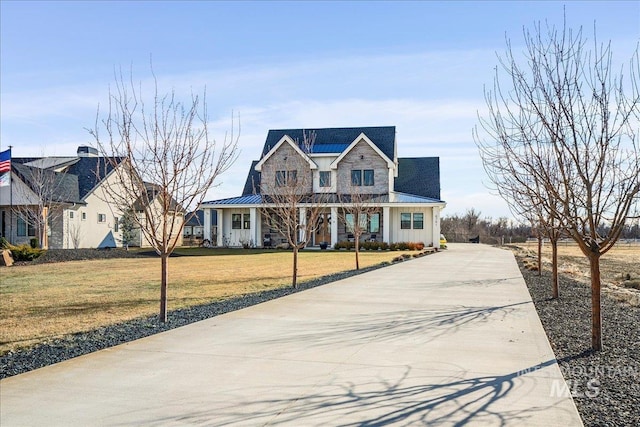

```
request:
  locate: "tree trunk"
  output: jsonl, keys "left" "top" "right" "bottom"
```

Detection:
{"left": 292, "top": 246, "right": 298, "bottom": 289}
{"left": 537, "top": 232, "right": 542, "bottom": 277}
{"left": 159, "top": 253, "right": 169, "bottom": 323}
{"left": 551, "top": 238, "right": 559, "bottom": 299}
{"left": 355, "top": 238, "right": 360, "bottom": 270}
{"left": 589, "top": 252, "right": 603, "bottom": 351}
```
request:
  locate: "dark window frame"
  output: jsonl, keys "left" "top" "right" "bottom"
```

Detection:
{"left": 400, "top": 213, "right": 411, "bottom": 229}
{"left": 243, "top": 213, "right": 251, "bottom": 229}
{"left": 363, "top": 169, "right": 374, "bottom": 186}
{"left": 319, "top": 171, "right": 331, "bottom": 187}
{"left": 231, "top": 213, "right": 242, "bottom": 229}
{"left": 351, "top": 169, "right": 362, "bottom": 186}
{"left": 276, "top": 170, "right": 298, "bottom": 187}
{"left": 369, "top": 213, "right": 380, "bottom": 233}
{"left": 413, "top": 213, "right": 424, "bottom": 229}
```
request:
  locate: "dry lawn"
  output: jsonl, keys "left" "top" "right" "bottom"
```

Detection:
{"left": 514, "top": 241, "right": 640, "bottom": 305}
{"left": 0, "top": 250, "right": 415, "bottom": 354}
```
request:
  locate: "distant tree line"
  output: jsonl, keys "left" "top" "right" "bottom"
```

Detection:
{"left": 441, "top": 208, "right": 640, "bottom": 245}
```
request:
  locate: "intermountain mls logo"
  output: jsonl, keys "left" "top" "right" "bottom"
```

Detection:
{"left": 549, "top": 365, "right": 638, "bottom": 399}
{"left": 517, "top": 363, "right": 638, "bottom": 399}
{"left": 550, "top": 378, "right": 601, "bottom": 399}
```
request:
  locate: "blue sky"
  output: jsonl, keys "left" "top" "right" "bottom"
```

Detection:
{"left": 2, "top": 1, "right": 638, "bottom": 220}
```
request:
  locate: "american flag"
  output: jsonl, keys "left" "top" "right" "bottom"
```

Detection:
{"left": 0, "top": 148, "right": 10, "bottom": 173}
{"left": 0, "top": 148, "right": 11, "bottom": 187}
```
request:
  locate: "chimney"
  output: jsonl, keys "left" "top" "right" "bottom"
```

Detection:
{"left": 77, "top": 146, "right": 99, "bottom": 157}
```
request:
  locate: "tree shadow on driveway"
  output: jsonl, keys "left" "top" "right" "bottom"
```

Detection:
{"left": 136, "top": 359, "right": 571, "bottom": 426}
{"left": 258, "top": 301, "right": 532, "bottom": 349}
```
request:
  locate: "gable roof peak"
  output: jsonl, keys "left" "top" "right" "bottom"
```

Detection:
{"left": 262, "top": 126, "right": 396, "bottom": 161}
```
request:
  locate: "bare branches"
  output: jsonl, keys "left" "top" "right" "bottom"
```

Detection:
{"left": 475, "top": 17, "right": 640, "bottom": 350}
{"left": 337, "top": 188, "right": 381, "bottom": 270}
{"left": 258, "top": 131, "right": 327, "bottom": 288}
{"left": 89, "top": 65, "right": 239, "bottom": 321}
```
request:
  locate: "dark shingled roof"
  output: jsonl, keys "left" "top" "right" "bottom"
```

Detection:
{"left": 185, "top": 210, "right": 217, "bottom": 226}
{"left": 262, "top": 126, "right": 396, "bottom": 161}
{"left": 241, "top": 161, "right": 261, "bottom": 196}
{"left": 394, "top": 157, "right": 441, "bottom": 200}
{"left": 65, "top": 157, "right": 123, "bottom": 200}
{"left": 12, "top": 163, "right": 82, "bottom": 203}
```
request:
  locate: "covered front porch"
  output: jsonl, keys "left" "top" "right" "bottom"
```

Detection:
{"left": 199, "top": 201, "right": 443, "bottom": 249}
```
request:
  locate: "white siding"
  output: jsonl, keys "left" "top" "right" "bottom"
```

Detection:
{"left": 389, "top": 207, "right": 433, "bottom": 245}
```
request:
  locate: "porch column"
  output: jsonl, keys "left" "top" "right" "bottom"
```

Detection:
{"left": 250, "top": 207, "right": 259, "bottom": 247}
{"left": 330, "top": 206, "right": 338, "bottom": 247}
{"left": 432, "top": 206, "right": 440, "bottom": 248}
{"left": 383, "top": 206, "right": 390, "bottom": 243}
{"left": 216, "top": 209, "right": 224, "bottom": 247}
{"left": 203, "top": 209, "right": 212, "bottom": 243}
{"left": 299, "top": 207, "right": 307, "bottom": 245}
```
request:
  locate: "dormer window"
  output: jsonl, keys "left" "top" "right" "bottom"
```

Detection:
{"left": 319, "top": 171, "right": 331, "bottom": 187}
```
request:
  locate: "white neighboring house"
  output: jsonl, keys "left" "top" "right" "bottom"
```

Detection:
{"left": 200, "top": 126, "right": 446, "bottom": 248}
{"left": 0, "top": 146, "right": 183, "bottom": 249}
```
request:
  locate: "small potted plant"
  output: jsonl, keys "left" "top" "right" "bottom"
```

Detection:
{"left": 319, "top": 241, "right": 328, "bottom": 250}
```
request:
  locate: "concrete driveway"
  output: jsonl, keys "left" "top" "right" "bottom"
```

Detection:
{"left": 0, "top": 243, "right": 582, "bottom": 426}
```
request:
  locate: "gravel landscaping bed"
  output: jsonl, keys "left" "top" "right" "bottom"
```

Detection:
{"left": 518, "top": 259, "right": 640, "bottom": 427}
{"left": 0, "top": 263, "right": 389, "bottom": 379}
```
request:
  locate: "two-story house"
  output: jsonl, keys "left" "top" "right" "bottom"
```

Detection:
{"left": 0, "top": 146, "right": 183, "bottom": 249}
{"left": 200, "top": 126, "right": 446, "bottom": 248}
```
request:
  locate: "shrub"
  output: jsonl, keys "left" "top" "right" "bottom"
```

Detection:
{"left": 29, "top": 238, "right": 39, "bottom": 249}
{"left": 0, "top": 237, "right": 8, "bottom": 249}
{"left": 334, "top": 241, "right": 355, "bottom": 250}
{"left": 8, "top": 244, "right": 45, "bottom": 261}
{"left": 389, "top": 242, "right": 425, "bottom": 251}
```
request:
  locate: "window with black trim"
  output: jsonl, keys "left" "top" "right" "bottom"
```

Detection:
{"left": 288, "top": 170, "right": 297, "bottom": 185}
{"left": 400, "top": 213, "right": 411, "bottom": 229}
{"left": 351, "top": 169, "right": 362, "bottom": 186}
{"left": 345, "top": 213, "right": 355, "bottom": 232}
{"left": 276, "top": 170, "right": 298, "bottom": 187}
{"left": 98, "top": 213, "right": 106, "bottom": 223}
{"left": 369, "top": 213, "right": 380, "bottom": 233}
{"left": 243, "top": 213, "right": 251, "bottom": 229}
{"left": 363, "top": 169, "right": 374, "bottom": 186}
{"left": 232, "top": 214, "right": 242, "bottom": 229}
{"left": 413, "top": 213, "right": 424, "bottom": 229}
{"left": 17, "top": 216, "right": 36, "bottom": 237}
{"left": 319, "top": 171, "right": 331, "bottom": 187}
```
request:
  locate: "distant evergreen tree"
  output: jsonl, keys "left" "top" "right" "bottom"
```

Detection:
{"left": 119, "top": 210, "right": 137, "bottom": 250}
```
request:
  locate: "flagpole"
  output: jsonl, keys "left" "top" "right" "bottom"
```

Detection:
{"left": 8, "top": 145, "right": 12, "bottom": 244}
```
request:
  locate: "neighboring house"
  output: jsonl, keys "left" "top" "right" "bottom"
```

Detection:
{"left": 0, "top": 146, "right": 183, "bottom": 249}
{"left": 183, "top": 210, "right": 217, "bottom": 245}
{"left": 200, "top": 126, "right": 446, "bottom": 248}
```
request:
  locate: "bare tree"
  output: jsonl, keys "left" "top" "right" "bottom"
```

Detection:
{"left": 258, "top": 131, "right": 327, "bottom": 288}
{"left": 68, "top": 222, "right": 81, "bottom": 249}
{"left": 476, "top": 135, "right": 565, "bottom": 296}
{"left": 89, "top": 67, "right": 239, "bottom": 322}
{"left": 12, "top": 163, "right": 74, "bottom": 249}
{"left": 475, "top": 18, "right": 640, "bottom": 350}
{"left": 337, "top": 190, "right": 380, "bottom": 270}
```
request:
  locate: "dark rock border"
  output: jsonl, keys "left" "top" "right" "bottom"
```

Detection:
{"left": 517, "top": 258, "right": 640, "bottom": 427}
{"left": 1, "top": 262, "right": 390, "bottom": 379}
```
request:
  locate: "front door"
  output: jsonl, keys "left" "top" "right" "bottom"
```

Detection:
{"left": 314, "top": 212, "right": 331, "bottom": 246}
